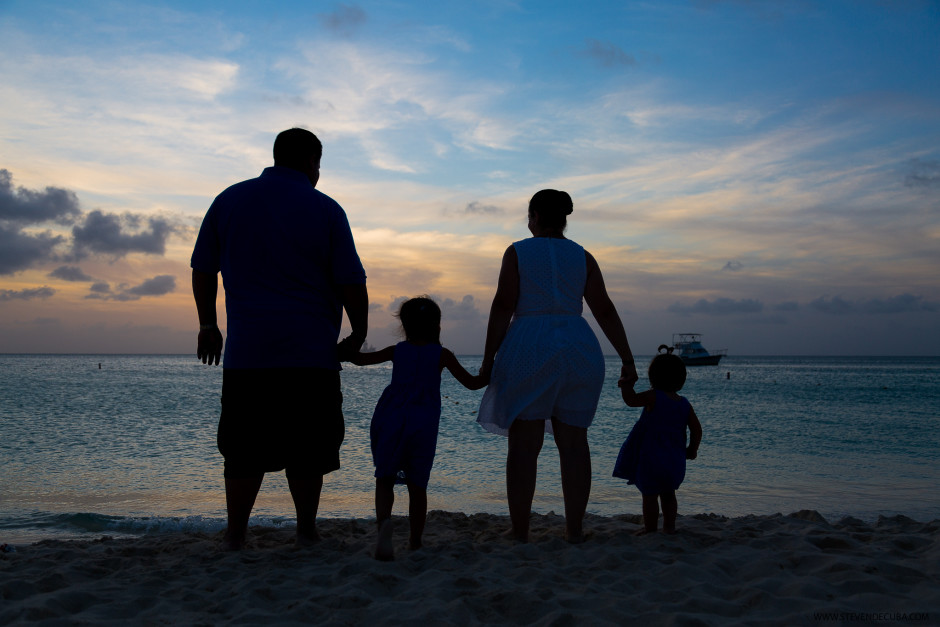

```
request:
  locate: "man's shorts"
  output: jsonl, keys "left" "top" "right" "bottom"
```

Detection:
{"left": 217, "top": 368, "right": 344, "bottom": 479}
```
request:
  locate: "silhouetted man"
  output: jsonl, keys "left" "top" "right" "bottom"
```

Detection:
{"left": 191, "top": 128, "right": 368, "bottom": 550}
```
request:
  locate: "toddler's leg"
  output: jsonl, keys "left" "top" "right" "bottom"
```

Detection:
{"left": 375, "top": 476, "right": 395, "bottom": 522}
{"left": 660, "top": 490, "right": 678, "bottom": 534}
{"left": 406, "top": 481, "right": 428, "bottom": 550}
{"left": 637, "top": 493, "right": 660, "bottom": 535}
{"left": 374, "top": 476, "right": 396, "bottom": 561}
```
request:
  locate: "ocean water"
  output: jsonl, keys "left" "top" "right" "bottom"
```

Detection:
{"left": 0, "top": 354, "right": 938, "bottom": 544}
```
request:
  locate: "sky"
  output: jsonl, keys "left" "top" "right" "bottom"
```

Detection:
{"left": 1, "top": 0, "right": 938, "bottom": 356}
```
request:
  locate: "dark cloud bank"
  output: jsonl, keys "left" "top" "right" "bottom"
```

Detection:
{"left": 669, "top": 294, "right": 938, "bottom": 317}
{"left": 0, "top": 169, "right": 179, "bottom": 302}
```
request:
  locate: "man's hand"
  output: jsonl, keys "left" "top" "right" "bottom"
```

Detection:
{"left": 197, "top": 326, "right": 224, "bottom": 365}
{"left": 336, "top": 333, "right": 365, "bottom": 362}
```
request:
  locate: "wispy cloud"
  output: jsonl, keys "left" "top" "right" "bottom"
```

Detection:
{"left": 668, "top": 297, "right": 764, "bottom": 316}
{"left": 905, "top": 158, "right": 940, "bottom": 188}
{"left": 85, "top": 275, "right": 176, "bottom": 302}
{"left": 319, "top": 4, "right": 367, "bottom": 37}
{"left": 580, "top": 39, "right": 636, "bottom": 69}
{"left": 0, "top": 286, "right": 55, "bottom": 301}
{"left": 809, "top": 294, "right": 938, "bottom": 315}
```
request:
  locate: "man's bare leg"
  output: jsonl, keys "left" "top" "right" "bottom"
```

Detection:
{"left": 223, "top": 474, "right": 264, "bottom": 550}
{"left": 288, "top": 474, "right": 323, "bottom": 546}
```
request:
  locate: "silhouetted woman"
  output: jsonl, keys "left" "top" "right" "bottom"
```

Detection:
{"left": 477, "top": 189, "right": 638, "bottom": 542}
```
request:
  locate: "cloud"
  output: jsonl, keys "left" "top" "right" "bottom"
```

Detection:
{"left": 48, "top": 265, "right": 94, "bottom": 282}
{"left": 460, "top": 201, "right": 503, "bottom": 215}
{"left": 0, "top": 169, "right": 81, "bottom": 224}
{"left": 580, "top": 39, "right": 636, "bottom": 69}
{"left": 810, "top": 294, "right": 938, "bottom": 315}
{"left": 439, "top": 294, "right": 485, "bottom": 322}
{"left": 722, "top": 260, "right": 744, "bottom": 272}
{"left": 384, "top": 293, "right": 485, "bottom": 321}
{"left": 0, "top": 286, "right": 56, "bottom": 301}
{"left": 319, "top": 4, "right": 367, "bottom": 36}
{"left": 71, "top": 211, "right": 174, "bottom": 258}
{"left": 668, "top": 297, "right": 764, "bottom": 315}
{"left": 85, "top": 275, "right": 176, "bottom": 301}
{"left": 0, "top": 223, "right": 64, "bottom": 275}
{"left": 904, "top": 158, "right": 940, "bottom": 188}
{"left": 774, "top": 301, "right": 800, "bottom": 312}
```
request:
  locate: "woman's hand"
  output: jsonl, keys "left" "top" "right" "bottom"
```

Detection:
{"left": 619, "top": 362, "right": 638, "bottom": 388}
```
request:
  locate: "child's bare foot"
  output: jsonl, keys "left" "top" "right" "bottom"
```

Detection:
{"left": 662, "top": 528, "right": 678, "bottom": 535}
{"left": 375, "top": 519, "right": 394, "bottom": 561}
{"left": 633, "top": 527, "right": 656, "bottom": 536}
{"left": 409, "top": 538, "right": 423, "bottom": 551}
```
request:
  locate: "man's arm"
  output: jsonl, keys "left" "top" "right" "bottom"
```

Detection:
{"left": 337, "top": 283, "right": 369, "bottom": 361}
{"left": 192, "top": 269, "right": 224, "bottom": 365}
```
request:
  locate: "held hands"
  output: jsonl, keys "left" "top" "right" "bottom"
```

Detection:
{"left": 197, "top": 327, "right": 224, "bottom": 366}
{"left": 618, "top": 362, "right": 639, "bottom": 388}
{"left": 336, "top": 333, "right": 366, "bottom": 362}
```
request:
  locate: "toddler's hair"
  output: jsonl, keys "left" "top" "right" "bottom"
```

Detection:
{"left": 396, "top": 296, "right": 442, "bottom": 343}
{"left": 648, "top": 352, "right": 687, "bottom": 392}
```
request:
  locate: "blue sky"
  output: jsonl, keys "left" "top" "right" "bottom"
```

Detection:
{"left": 1, "top": 0, "right": 938, "bottom": 355}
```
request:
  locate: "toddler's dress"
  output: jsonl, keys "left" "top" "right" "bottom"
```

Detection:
{"left": 370, "top": 342, "right": 443, "bottom": 488}
{"left": 613, "top": 390, "right": 691, "bottom": 494}
{"left": 477, "top": 237, "right": 605, "bottom": 436}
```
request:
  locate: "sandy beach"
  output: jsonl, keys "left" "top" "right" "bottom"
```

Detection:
{"left": 1, "top": 510, "right": 937, "bottom": 625}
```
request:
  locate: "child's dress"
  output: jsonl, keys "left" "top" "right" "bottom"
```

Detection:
{"left": 613, "top": 390, "right": 691, "bottom": 495}
{"left": 370, "top": 342, "right": 443, "bottom": 488}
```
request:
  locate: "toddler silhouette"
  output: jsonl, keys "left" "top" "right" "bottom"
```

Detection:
{"left": 614, "top": 346, "right": 702, "bottom": 534}
{"left": 351, "top": 296, "right": 486, "bottom": 560}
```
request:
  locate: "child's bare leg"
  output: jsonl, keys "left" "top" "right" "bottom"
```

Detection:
{"left": 406, "top": 481, "right": 427, "bottom": 550}
{"left": 636, "top": 493, "right": 660, "bottom": 535}
{"left": 660, "top": 491, "right": 678, "bottom": 534}
{"left": 374, "top": 476, "right": 396, "bottom": 561}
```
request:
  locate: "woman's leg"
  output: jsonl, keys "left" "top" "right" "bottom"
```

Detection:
{"left": 507, "top": 419, "right": 545, "bottom": 542}
{"left": 551, "top": 418, "right": 591, "bottom": 542}
{"left": 660, "top": 490, "right": 678, "bottom": 533}
{"left": 406, "top": 481, "right": 428, "bottom": 549}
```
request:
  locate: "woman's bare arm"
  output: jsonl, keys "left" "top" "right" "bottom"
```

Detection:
{"left": 480, "top": 245, "right": 520, "bottom": 378}
{"left": 583, "top": 250, "right": 638, "bottom": 386}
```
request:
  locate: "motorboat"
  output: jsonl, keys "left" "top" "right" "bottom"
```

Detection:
{"left": 671, "top": 333, "right": 726, "bottom": 366}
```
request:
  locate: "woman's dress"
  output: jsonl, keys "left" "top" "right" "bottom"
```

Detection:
{"left": 370, "top": 341, "right": 443, "bottom": 488}
{"left": 477, "top": 237, "right": 605, "bottom": 436}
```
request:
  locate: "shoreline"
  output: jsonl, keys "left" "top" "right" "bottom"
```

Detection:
{"left": 2, "top": 510, "right": 937, "bottom": 625}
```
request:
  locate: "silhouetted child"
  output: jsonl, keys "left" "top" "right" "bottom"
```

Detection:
{"left": 614, "top": 346, "right": 702, "bottom": 534}
{"left": 351, "top": 296, "right": 486, "bottom": 560}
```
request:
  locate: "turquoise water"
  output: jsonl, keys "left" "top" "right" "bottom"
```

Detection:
{"left": 1, "top": 354, "right": 938, "bottom": 543}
